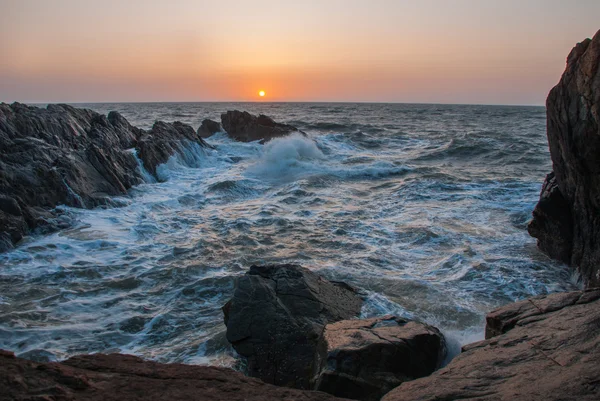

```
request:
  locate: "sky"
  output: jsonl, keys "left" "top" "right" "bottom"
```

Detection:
{"left": 0, "top": 0, "right": 599, "bottom": 105}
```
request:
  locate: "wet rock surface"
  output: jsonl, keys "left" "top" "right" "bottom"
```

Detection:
{"left": 223, "top": 264, "right": 363, "bottom": 389}
{"left": 313, "top": 316, "right": 446, "bottom": 401}
{"left": 529, "top": 29, "right": 600, "bottom": 287}
{"left": 137, "top": 120, "right": 211, "bottom": 177}
{"left": 197, "top": 118, "right": 222, "bottom": 138}
{"left": 382, "top": 289, "right": 600, "bottom": 401}
{"left": 0, "top": 350, "right": 348, "bottom": 401}
{"left": 0, "top": 102, "right": 209, "bottom": 250}
{"left": 221, "top": 110, "right": 304, "bottom": 142}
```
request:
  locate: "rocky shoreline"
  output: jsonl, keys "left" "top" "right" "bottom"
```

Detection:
{"left": 2, "top": 30, "right": 600, "bottom": 401}
{"left": 2, "top": 287, "right": 598, "bottom": 400}
{"left": 0, "top": 106, "right": 300, "bottom": 252}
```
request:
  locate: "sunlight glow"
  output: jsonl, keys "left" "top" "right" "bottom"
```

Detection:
{"left": 259, "top": 90, "right": 266, "bottom": 97}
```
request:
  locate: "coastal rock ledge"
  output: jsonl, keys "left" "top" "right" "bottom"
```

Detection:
{"left": 528, "top": 29, "right": 600, "bottom": 287}
{"left": 382, "top": 289, "right": 600, "bottom": 401}
{"left": 0, "top": 351, "right": 347, "bottom": 401}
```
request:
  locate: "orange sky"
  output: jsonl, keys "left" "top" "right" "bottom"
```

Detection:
{"left": 0, "top": 0, "right": 599, "bottom": 104}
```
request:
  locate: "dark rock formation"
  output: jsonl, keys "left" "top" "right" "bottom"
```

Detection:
{"left": 529, "top": 29, "right": 600, "bottom": 287}
{"left": 197, "top": 118, "right": 222, "bottom": 138}
{"left": 313, "top": 316, "right": 446, "bottom": 401}
{"left": 381, "top": 289, "right": 600, "bottom": 401}
{"left": 0, "top": 103, "right": 209, "bottom": 250}
{"left": 137, "top": 121, "right": 211, "bottom": 177}
{"left": 528, "top": 172, "right": 573, "bottom": 263}
{"left": 0, "top": 350, "right": 348, "bottom": 401}
{"left": 223, "top": 264, "right": 363, "bottom": 389}
{"left": 221, "top": 110, "right": 304, "bottom": 142}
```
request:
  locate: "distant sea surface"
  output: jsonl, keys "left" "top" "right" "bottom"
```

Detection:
{"left": 0, "top": 102, "right": 578, "bottom": 365}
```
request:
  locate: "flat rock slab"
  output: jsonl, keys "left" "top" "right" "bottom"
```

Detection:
{"left": 314, "top": 316, "right": 446, "bottom": 401}
{"left": 223, "top": 264, "right": 363, "bottom": 389}
{"left": 382, "top": 289, "right": 600, "bottom": 401}
{"left": 0, "top": 350, "right": 349, "bottom": 401}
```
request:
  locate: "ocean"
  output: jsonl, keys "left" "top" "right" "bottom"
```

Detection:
{"left": 0, "top": 102, "right": 579, "bottom": 365}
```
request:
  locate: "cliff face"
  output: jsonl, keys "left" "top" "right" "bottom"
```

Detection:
{"left": 529, "top": 29, "right": 600, "bottom": 287}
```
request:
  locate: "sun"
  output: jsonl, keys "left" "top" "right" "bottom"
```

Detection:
{"left": 259, "top": 90, "right": 265, "bottom": 97}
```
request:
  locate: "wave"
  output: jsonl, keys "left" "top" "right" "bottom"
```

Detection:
{"left": 245, "top": 134, "right": 325, "bottom": 180}
{"left": 155, "top": 141, "right": 210, "bottom": 181}
{"left": 244, "top": 134, "right": 410, "bottom": 182}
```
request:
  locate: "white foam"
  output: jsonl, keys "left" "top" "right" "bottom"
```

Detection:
{"left": 127, "top": 148, "right": 157, "bottom": 184}
{"left": 154, "top": 140, "right": 211, "bottom": 182}
{"left": 62, "top": 179, "right": 87, "bottom": 208}
{"left": 246, "top": 134, "right": 325, "bottom": 180}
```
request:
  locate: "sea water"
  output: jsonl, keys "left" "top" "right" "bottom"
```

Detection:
{"left": 0, "top": 102, "right": 579, "bottom": 365}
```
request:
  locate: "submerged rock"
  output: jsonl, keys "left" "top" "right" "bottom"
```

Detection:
{"left": 313, "top": 316, "right": 446, "bottom": 401}
{"left": 529, "top": 29, "right": 600, "bottom": 287}
{"left": 381, "top": 289, "right": 600, "bottom": 401}
{"left": 223, "top": 264, "right": 362, "bottom": 389}
{"left": 197, "top": 118, "right": 222, "bottom": 138}
{"left": 0, "top": 102, "right": 210, "bottom": 250}
{"left": 221, "top": 110, "right": 304, "bottom": 142}
{"left": 0, "top": 350, "right": 348, "bottom": 401}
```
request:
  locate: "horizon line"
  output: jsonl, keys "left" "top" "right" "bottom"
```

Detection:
{"left": 4, "top": 100, "right": 546, "bottom": 108}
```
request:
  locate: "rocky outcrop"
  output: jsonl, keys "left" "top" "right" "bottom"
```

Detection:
{"left": 223, "top": 264, "right": 363, "bottom": 389}
{"left": 137, "top": 121, "right": 211, "bottom": 177}
{"left": 381, "top": 289, "right": 600, "bottom": 401}
{"left": 197, "top": 118, "right": 221, "bottom": 138}
{"left": 0, "top": 350, "right": 348, "bottom": 401}
{"left": 221, "top": 110, "right": 304, "bottom": 142}
{"left": 529, "top": 29, "right": 600, "bottom": 287}
{"left": 0, "top": 103, "right": 210, "bottom": 251}
{"left": 313, "top": 316, "right": 446, "bottom": 401}
{"left": 527, "top": 172, "right": 573, "bottom": 263}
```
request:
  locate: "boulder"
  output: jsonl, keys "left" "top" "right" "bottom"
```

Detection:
{"left": 197, "top": 118, "right": 221, "bottom": 138}
{"left": 313, "top": 316, "right": 446, "bottom": 401}
{"left": 381, "top": 289, "right": 600, "bottom": 401}
{"left": 0, "top": 103, "right": 211, "bottom": 250}
{"left": 220, "top": 110, "right": 304, "bottom": 142}
{"left": 223, "top": 264, "right": 363, "bottom": 389}
{"left": 529, "top": 29, "right": 600, "bottom": 287}
{"left": 0, "top": 350, "right": 348, "bottom": 401}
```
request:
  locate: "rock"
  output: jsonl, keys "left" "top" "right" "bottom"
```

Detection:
{"left": 381, "top": 289, "right": 600, "bottom": 401}
{"left": 0, "top": 103, "right": 211, "bottom": 250}
{"left": 313, "top": 316, "right": 446, "bottom": 401}
{"left": 0, "top": 350, "right": 349, "bottom": 401}
{"left": 136, "top": 120, "right": 211, "bottom": 177}
{"left": 527, "top": 172, "right": 573, "bottom": 264}
{"left": 197, "top": 118, "right": 221, "bottom": 138}
{"left": 221, "top": 110, "right": 304, "bottom": 142}
{"left": 529, "top": 29, "right": 600, "bottom": 287}
{"left": 223, "top": 264, "right": 363, "bottom": 389}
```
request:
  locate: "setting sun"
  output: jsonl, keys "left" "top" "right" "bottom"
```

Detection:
{"left": 259, "top": 90, "right": 265, "bottom": 97}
